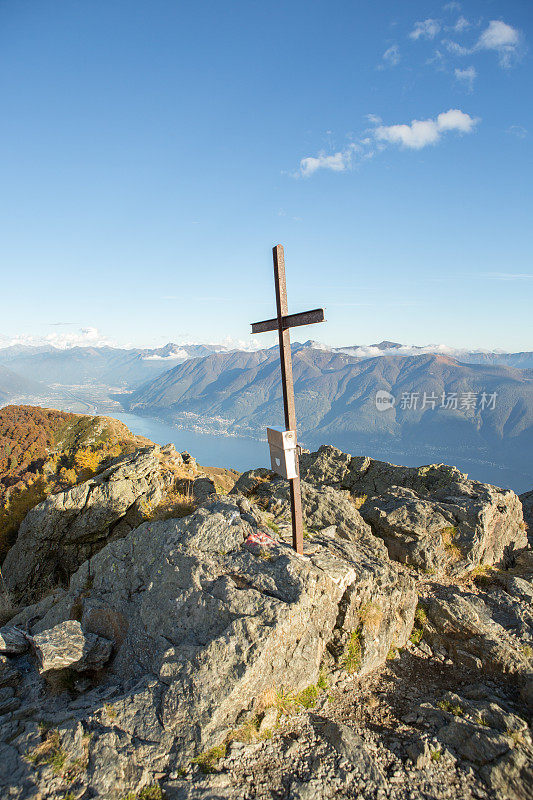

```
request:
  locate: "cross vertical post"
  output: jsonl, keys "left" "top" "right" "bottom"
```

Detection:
{"left": 273, "top": 245, "right": 304, "bottom": 554}
{"left": 251, "top": 244, "right": 325, "bottom": 555}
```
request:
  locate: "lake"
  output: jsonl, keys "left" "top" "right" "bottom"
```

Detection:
{"left": 111, "top": 413, "right": 268, "bottom": 471}
{"left": 109, "top": 412, "right": 531, "bottom": 491}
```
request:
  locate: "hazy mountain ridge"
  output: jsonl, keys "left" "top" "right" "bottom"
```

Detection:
{"left": 2, "top": 339, "right": 532, "bottom": 488}
{"left": 0, "top": 342, "right": 231, "bottom": 388}
{"left": 2, "top": 340, "right": 533, "bottom": 391}
{"left": 0, "top": 365, "right": 45, "bottom": 403}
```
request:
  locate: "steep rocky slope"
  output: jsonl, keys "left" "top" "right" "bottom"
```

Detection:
{"left": 0, "top": 406, "right": 153, "bottom": 561}
{"left": 0, "top": 406, "right": 230, "bottom": 593}
{"left": 3, "top": 444, "right": 199, "bottom": 604}
{"left": 1, "top": 491, "right": 416, "bottom": 798}
{"left": 521, "top": 489, "right": 533, "bottom": 542}
{"left": 297, "top": 446, "right": 527, "bottom": 575}
{"left": 0, "top": 434, "right": 531, "bottom": 800}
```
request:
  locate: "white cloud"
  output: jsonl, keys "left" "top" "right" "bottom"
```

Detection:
{"left": 443, "top": 39, "right": 469, "bottom": 56}
{"left": 374, "top": 108, "right": 478, "bottom": 149}
{"left": 339, "top": 342, "right": 509, "bottom": 359}
{"left": 483, "top": 272, "right": 533, "bottom": 280}
{"left": 0, "top": 327, "right": 119, "bottom": 351}
{"left": 142, "top": 349, "right": 191, "bottom": 361}
{"left": 454, "top": 16, "right": 470, "bottom": 32}
{"left": 443, "top": 2, "right": 461, "bottom": 11}
{"left": 295, "top": 109, "right": 479, "bottom": 176}
{"left": 454, "top": 66, "right": 476, "bottom": 91}
{"left": 410, "top": 19, "right": 441, "bottom": 40}
{"left": 507, "top": 124, "right": 528, "bottom": 139}
{"left": 382, "top": 44, "right": 400, "bottom": 66}
{"left": 437, "top": 108, "right": 477, "bottom": 132}
{"left": 426, "top": 49, "right": 446, "bottom": 69}
{"left": 376, "top": 120, "right": 440, "bottom": 149}
{"left": 475, "top": 20, "right": 521, "bottom": 67}
{"left": 298, "top": 145, "right": 357, "bottom": 177}
{"left": 478, "top": 20, "right": 519, "bottom": 50}
{"left": 445, "top": 20, "right": 522, "bottom": 68}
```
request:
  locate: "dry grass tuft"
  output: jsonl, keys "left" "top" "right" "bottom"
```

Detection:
{"left": 143, "top": 485, "right": 196, "bottom": 522}
{"left": 25, "top": 728, "right": 66, "bottom": 774}
{"left": 441, "top": 526, "right": 463, "bottom": 562}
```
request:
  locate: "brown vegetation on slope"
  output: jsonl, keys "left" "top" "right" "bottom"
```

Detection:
{"left": 0, "top": 405, "right": 149, "bottom": 560}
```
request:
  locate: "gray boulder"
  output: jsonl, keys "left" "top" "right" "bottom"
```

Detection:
{"left": 299, "top": 446, "right": 527, "bottom": 574}
{"left": 4, "top": 494, "right": 415, "bottom": 798}
{"left": 418, "top": 689, "right": 533, "bottom": 800}
{"left": 33, "top": 620, "right": 112, "bottom": 673}
{"left": 232, "top": 471, "right": 383, "bottom": 548}
{"left": 483, "top": 747, "right": 533, "bottom": 800}
{"left": 3, "top": 446, "right": 180, "bottom": 604}
{"left": 421, "top": 585, "right": 532, "bottom": 693}
{"left": 309, "top": 716, "right": 386, "bottom": 784}
{"left": 178, "top": 476, "right": 217, "bottom": 502}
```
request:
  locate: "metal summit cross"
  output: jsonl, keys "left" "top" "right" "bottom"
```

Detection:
{"left": 251, "top": 244, "right": 325, "bottom": 555}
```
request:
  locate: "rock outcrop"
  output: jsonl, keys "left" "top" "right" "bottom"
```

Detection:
{"left": 1, "top": 432, "right": 532, "bottom": 800}
{"left": 298, "top": 446, "right": 527, "bottom": 575}
{"left": 520, "top": 489, "right": 533, "bottom": 542}
{"left": 0, "top": 492, "right": 416, "bottom": 798}
{"left": 421, "top": 584, "right": 532, "bottom": 694}
{"left": 232, "top": 468, "right": 378, "bottom": 545}
{"left": 0, "top": 627, "right": 28, "bottom": 655}
{"left": 413, "top": 687, "right": 533, "bottom": 800}
{"left": 3, "top": 445, "right": 191, "bottom": 604}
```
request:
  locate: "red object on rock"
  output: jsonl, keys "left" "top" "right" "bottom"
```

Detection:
{"left": 245, "top": 530, "right": 276, "bottom": 548}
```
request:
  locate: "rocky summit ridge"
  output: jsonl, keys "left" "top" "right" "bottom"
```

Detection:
{"left": 0, "top": 424, "right": 531, "bottom": 800}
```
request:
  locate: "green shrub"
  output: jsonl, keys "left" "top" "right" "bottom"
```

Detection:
{"left": 342, "top": 628, "right": 362, "bottom": 673}
{"left": 438, "top": 699, "right": 464, "bottom": 716}
{"left": 296, "top": 684, "right": 318, "bottom": 709}
{"left": 191, "top": 744, "right": 227, "bottom": 774}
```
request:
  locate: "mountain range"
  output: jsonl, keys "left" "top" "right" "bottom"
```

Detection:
{"left": 0, "top": 342, "right": 229, "bottom": 389}
{"left": 2, "top": 338, "right": 533, "bottom": 392}
{"left": 1, "top": 339, "right": 532, "bottom": 490}
{"left": 126, "top": 344, "right": 533, "bottom": 491}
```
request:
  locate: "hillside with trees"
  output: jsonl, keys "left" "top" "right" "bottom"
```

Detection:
{"left": 0, "top": 406, "right": 149, "bottom": 560}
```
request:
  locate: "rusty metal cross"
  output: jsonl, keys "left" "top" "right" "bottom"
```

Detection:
{"left": 251, "top": 244, "right": 325, "bottom": 554}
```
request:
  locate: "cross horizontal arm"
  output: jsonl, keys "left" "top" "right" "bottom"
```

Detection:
{"left": 251, "top": 308, "right": 325, "bottom": 335}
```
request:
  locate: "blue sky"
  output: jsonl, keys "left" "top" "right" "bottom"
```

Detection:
{"left": 0, "top": 0, "right": 531, "bottom": 351}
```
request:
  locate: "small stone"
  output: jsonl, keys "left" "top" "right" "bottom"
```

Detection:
{"left": 0, "top": 627, "right": 29, "bottom": 655}
{"left": 33, "top": 620, "right": 112, "bottom": 673}
{"left": 418, "top": 641, "right": 433, "bottom": 657}
{"left": 259, "top": 706, "right": 278, "bottom": 735}
{"left": 12, "top": 705, "right": 39, "bottom": 721}
{"left": 456, "top": 649, "right": 483, "bottom": 672}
